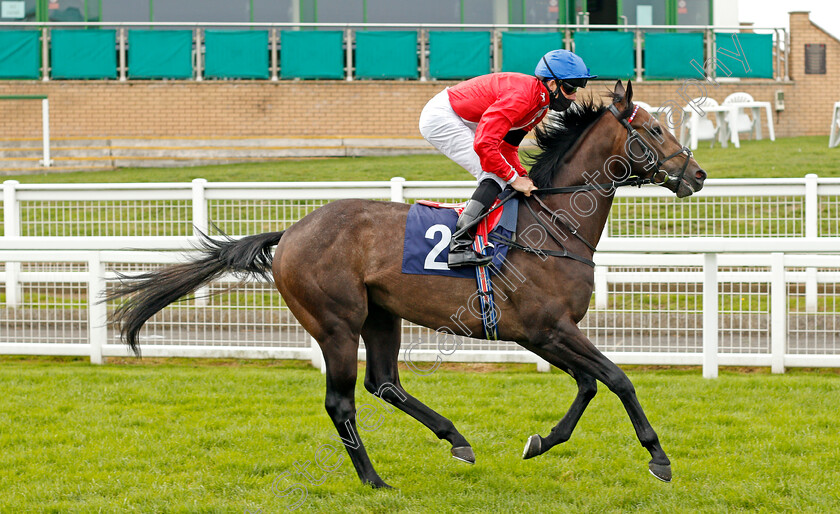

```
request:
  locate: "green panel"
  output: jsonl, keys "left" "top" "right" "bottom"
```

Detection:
{"left": 355, "top": 31, "right": 417, "bottom": 79}
{"left": 501, "top": 32, "right": 564, "bottom": 74}
{"left": 644, "top": 32, "right": 704, "bottom": 79}
{"left": 280, "top": 31, "right": 344, "bottom": 79}
{"left": 204, "top": 30, "right": 269, "bottom": 79}
{"left": 573, "top": 31, "right": 634, "bottom": 79}
{"left": 715, "top": 32, "right": 773, "bottom": 78}
{"left": 128, "top": 30, "right": 193, "bottom": 79}
{"left": 50, "top": 29, "right": 117, "bottom": 80}
{"left": 0, "top": 31, "right": 40, "bottom": 79}
{"left": 429, "top": 31, "right": 490, "bottom": 80}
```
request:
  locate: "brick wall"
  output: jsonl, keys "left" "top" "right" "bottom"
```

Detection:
{"left": 0, "top": 81, "right": 456, "bottom": 139}
{"left": 786, "top": 11, "right": 840, "bottom": 136}
{"left": 0, "top": 12, "right": 836, "bottom": 142}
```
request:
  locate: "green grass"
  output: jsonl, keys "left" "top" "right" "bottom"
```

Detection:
{"left": 1, "top": 357, "right": 839, "bottom": 512}
{"left": 2, "top": 136, "right": 837, "bottom": 184}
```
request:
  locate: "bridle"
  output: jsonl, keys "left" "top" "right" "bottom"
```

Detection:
{"left": 607, "top": 102, "right": 693, "bottom": 188}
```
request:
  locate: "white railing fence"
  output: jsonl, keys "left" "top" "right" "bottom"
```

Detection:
{"left": 2, "top": 177, "right": 839, "bottom": 378}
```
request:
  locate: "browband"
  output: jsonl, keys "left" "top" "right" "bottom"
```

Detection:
{"left": 626, "top": 104, "right": 640, "bottom": 124}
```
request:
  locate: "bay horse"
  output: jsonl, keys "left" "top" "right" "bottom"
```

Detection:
{"left": 109, "top": 80, "right": 706, "bottom": 487}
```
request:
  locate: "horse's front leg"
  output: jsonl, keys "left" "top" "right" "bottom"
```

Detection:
{"left": 524, "top": 320, "right": 672, "bottom": 482}
{"left": 522, "top": 368, "right": 597, "bottom": 459}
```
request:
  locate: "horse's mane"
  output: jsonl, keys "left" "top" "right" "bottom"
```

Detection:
{"left": 526, "top": 94, "right": 630, "bottom": 188}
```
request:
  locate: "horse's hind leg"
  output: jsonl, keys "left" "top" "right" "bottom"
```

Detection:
{"left": 282, "top": 284, "right": 391, "bottom": 488}
{"left": 361, "top": 302, "right": 474, "bottom": 464}
{"left": 320, "top": 329, "right": 393, "bottom": 489}
{"left": 522, "top": 367, "right": 597, "bottom": 460}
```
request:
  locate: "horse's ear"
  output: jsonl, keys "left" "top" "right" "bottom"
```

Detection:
{"left": 613, "top": 80, "right": 626, "bottom": 103}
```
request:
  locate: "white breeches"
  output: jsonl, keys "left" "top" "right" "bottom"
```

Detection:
{"left": 418, "top": 88, "right": 510, "bottom": 189}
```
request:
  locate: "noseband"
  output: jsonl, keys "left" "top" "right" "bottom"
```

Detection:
{"left": 608, "top": 102, "right": 693, "bottom": 187}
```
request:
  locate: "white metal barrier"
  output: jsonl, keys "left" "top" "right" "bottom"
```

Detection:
{"left": 2, "top": 177, "right": 839, "bottom": 377}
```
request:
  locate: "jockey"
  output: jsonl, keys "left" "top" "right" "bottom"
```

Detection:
{"left": 419, "top": 49, "right": 596, "bottom": 268}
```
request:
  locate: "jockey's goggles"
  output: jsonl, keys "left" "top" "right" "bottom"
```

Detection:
{"left": 560, "top": 78, "right": 588, "bottom": 94}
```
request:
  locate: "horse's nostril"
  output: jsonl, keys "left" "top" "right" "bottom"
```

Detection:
{"left": 696, "top": 169, "right": 707, "bottom": 181}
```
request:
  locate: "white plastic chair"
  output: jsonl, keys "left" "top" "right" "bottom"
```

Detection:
{"left": 723, "top": 92, "right": 757, "bottom": 140}
{"left": 683, "top": 97, "right": 721, "bottom": 149}
{"left": 829, "top": 102, "right": 840, "bottom": 148}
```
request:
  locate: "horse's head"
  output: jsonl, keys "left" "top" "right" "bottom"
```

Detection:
{"left": 609, "top": 80, "right": 706, "bottom": 198}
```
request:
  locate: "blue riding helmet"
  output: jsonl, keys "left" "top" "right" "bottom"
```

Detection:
{"left": 534, "top": 49, "right": 597, "bottom": 88}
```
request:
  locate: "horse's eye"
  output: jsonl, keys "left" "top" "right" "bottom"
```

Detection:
{"left": 653, "top": 126, "right": 663, "bottom": 136}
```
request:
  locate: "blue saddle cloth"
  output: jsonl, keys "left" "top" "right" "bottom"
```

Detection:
{"left": 401, "top": 196, "right": 519, "bottom": 278}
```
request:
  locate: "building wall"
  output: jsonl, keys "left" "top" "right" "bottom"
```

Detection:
{"left": 713, "top": 0, "right": 739, "bottom": 28}
{"left": 0, "top": 12, "right": 835, "bottom": 143}
{"left": 0, "top": 79, "right": 799, "bottom": 140}
{"left": 786, "top": 11, "right": 840, "bottom": 137}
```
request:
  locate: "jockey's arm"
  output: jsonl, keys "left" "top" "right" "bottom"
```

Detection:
{"left": 473, "top": 103, "right": 530, "bottom": 183}
{"left": 502, "top": 129, "right": 529, "bottom": 177}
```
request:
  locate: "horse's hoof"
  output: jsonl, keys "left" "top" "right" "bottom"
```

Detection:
{"left": 648, "top": 462, "right": 672, "bottom": 482}
{"left": 366, "top": 479, "right": 395, "bottom": 490}
{"left": 522, "top": 434, "right": 541, "bottom": 460}
{"left": 451, "top": 446, "right": 475, "bottom": 464}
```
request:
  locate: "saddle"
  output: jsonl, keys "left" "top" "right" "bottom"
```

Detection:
{"left": 415, "top": 198, "right": 507, "bottom": 241}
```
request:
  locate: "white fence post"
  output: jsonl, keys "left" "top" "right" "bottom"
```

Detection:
{"left": 804, "top": 173, "right": 818, "bottom": 238}
{"left": 270, "top": 28, "right": 279, "bottom": 81}
{"left": 311, "top": 335, "right": 326, "bottom": 373}
{"left": 345, "top": 27, "right": 354, "bottom": 81}
{"left": 88, "top": 252, "right": 106, "bottom": 365}
{"left": 804, "top": 173, "right": 818, "bottom": 312}
{"left": 41, "top": 27, "right": 49, "bottom": 82}
{"left": 492, "top": 29, "right": 501, "bottom": 73}
{"left": 770, "top": 252, "right": 787, "bottom": 374}
{"left": 703, "top": 253, "right": 719, "bottom": 379}
{"left": 390, "top": 177, "right": 406, "bottom": 203}
{"left": 419, "top": 29, "right": 427, "bottom": 82}
{"left": 3, "top": 180, "right": 21, "bottom": 308}
{"left": 594, "top": 265, "right": 608, "bottom": 310}
{"left": 634, "top": 29, "right": 643, "bottom": 82}
{"left": 191, "top": 178, "right": 209, "bottom": 234}
{"left": 118, "top": 27, "right": 127, "bottom": 82}
{"left": 195, "top": 28, "right": 203, "bottom": 81}
{"left": 192, "top": 179, "right": 209, "bottom": 306}
{"left": 41, "top": 98, "right": 51, "bottom": 167}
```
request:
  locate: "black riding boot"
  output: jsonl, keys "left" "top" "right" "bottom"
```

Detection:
{"left": 448, "top": 199, "right": 493, "bottom": 268}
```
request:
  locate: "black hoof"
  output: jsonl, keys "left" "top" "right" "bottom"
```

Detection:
{"left": 648, "top": 462, "right": 672, "bottom": 482}
{"left": 451, "top": 446, "right": 475, "bottom": 464}
{"left": 522, "top": 434, "right": 542, "bottom": 459}
{"left": 366, "top": 479, "right": 395, "bottom": 490}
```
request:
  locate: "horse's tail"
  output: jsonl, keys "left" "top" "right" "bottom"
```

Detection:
{"left": 107, "top": 229, "right": 285, "bottom": 356}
